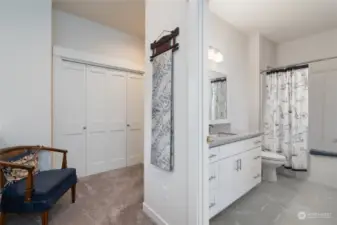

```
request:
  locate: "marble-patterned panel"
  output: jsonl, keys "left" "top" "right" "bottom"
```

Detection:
{"left": 151, "top": 50, "right": 174, "bottom": 171}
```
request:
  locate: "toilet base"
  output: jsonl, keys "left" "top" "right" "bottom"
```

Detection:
{"left": 262, "top": 166, "right": 278, "bottom": 182}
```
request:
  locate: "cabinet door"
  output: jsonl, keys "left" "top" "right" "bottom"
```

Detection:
{"left": 209, "top": 162, "right": 219, "bottom": 190}
{"left": 240, "top": 148, "right": 261, "bottom": 193}
{"left": 209, "top": 188, "right": 219, "bottom": 219}
{"left": 218, "top": 156, "right": 239, "bottom": 210}
{"left": 126, "top": 74, "right": 144, "bottom": 166}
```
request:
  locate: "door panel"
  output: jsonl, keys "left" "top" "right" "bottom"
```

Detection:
{"left": 86, "top": 66, "right": 108, "bottom": 175}
{"left": 106, "top": 70, "right": 127, "bottom": 170}
{"left": 126, "top": 75, "right": 144, "bottom": 166}
{"left": 86, "top": 67, "right": 127, "bottom": 175}
{"left": 241, "top": 148, "right": 261, "bottom": 191}
{"left": 53, "top": 58, "right": 86, "bottom": 177}
{"left": 218, "top": 157, "right": 237, "bottom": 210}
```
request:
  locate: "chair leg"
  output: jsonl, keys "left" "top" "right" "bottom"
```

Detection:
{"left": 71, "top": 184, "right": 76, "bottom": 203}
{"left": 0, "top": 213, "right": 6, "bottom": 225}
{"left": 41, "top": 211, "right": 48, "bottom": 225}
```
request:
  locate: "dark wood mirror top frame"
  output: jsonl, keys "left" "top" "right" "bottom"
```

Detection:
{"left": 150, "top": 27, "right": 179, "bottom": 61}
{"left": 0, "top": 145, "right": 68, "bottom": 202}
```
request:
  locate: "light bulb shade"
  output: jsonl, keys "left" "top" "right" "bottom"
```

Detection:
{"left": 208, "top": 46, "right": 223, "bottom": 63}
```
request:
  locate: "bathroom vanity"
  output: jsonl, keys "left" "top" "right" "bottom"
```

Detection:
{"left": 207, "top": 68, "right": 263, "bottom": 218}
{"left": 208, "top": 132, "right": 263, "bottom": 218}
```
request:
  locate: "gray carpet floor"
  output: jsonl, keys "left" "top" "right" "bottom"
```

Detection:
{"left": 211, "top": 175, "right": 337, "bottom": 225}
{"left": 5, "top": 164, "right": 155, "bottom": 225}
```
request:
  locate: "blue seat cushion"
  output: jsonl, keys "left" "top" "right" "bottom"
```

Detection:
{"left": 1, "top": 168, "right": 77, "bottom": 213}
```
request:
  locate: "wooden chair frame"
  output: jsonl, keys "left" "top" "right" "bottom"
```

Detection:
{"left": 0, "top": 145, "right": 76, "bottom": 225}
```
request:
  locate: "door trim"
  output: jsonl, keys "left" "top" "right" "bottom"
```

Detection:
{"left": 52, "top": 47, "right": 143, "bottom": 170}
{"left": 187, "top": 0, "right": 206, "bottom": 225}
{"left": 53, "top": 46, "right": 145, "bottom": 75}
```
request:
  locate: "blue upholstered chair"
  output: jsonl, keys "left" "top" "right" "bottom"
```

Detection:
{"left": 0, "top": 146, "right": 77, "bottom": 225}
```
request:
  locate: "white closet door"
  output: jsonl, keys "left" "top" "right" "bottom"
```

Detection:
{"left": 86, "top": 66, "right": 127, "bottom": 175}
{"left": 126, "top": 74, "right": 144, "bottom": 166}
{"left": 53, "top": 58, "right": 86, "bottom": 177}
{"left": 106, "top": 69, "right": 127, "bottom": 170}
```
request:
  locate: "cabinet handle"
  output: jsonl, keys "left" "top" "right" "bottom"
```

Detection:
{"left": 209, "top": 202, "right": 216, "bottom": 209}
{"left": 254, "top": 140, "right": 262, "bottom": 144}
{"left": 209, "top": 175, "right": 216, "bottom": 181}
{"left": 235, "top": 160, "right": 239, "bottom": 171}
{"left": 254, "top": 174, "right": 261, "bottom": 179}
{"left": 254, "top": 156, "right": 261, "bottom": 160}
{"left": 209, "top": 154, "right": 217, "bottom": 159}
{"left": 238, "top": 159, "right": 242, "bottom": 171}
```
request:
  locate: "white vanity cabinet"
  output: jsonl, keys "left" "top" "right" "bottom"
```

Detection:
{"left": 208, "top": 136, "right": 262, "bottom": 218}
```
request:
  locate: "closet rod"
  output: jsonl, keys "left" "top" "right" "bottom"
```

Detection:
{"left": 61, "top": 57, "right": 145, "bottom": 75}
{"left": 260, "top": 55, "right": 337, "bottom": 74}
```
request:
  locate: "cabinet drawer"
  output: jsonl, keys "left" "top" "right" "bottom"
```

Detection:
{"left": 219, "top": 136, "right": 262, "bottom": 160}
{"left": 209, "top": 189, "right": 219, "bottom": 219}
{"left": 209, "top": 162, "right": 219, "bottom": 190}
{"left": 246, "top": 136, "right": 263, "bottom": 149}
{"left": 209, "top": 147, "right": 220, "bottom": 163}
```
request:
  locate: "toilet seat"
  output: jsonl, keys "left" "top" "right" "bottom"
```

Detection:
{"left": 262, "top": 151, "right": 286, "bottom": 162}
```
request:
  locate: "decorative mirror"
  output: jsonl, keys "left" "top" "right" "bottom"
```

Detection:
{"left": 209, "top": 71, "right": 227, "bottom": 123}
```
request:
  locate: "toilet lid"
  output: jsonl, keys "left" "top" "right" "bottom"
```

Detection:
{"left": 262, "top": 151, "right": 286, "bottom": 161}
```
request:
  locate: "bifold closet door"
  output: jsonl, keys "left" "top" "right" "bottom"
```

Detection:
{"left": 126, "top": 74, "right": 144, "bottom": 166}
{"left": 53, "top": 58, "right": 86, "bottom": 177}
{"left": 86, "top": 66, "right": 127, "bottom": 175}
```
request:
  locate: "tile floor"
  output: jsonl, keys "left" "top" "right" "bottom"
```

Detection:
{"left": 211, "top": 175, "right": 337, "bottom": 225}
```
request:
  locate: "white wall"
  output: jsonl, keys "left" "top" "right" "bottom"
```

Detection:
{"left": 247, "top": 34, "right": 277, "bottom": 132}
{"left": 0, "top": 0, "right": 52, "bottom": 168}
{"left": 207, "top": 7, "right": 250, "bottom": 132}
{"left": 260, "top": 36, "right": 277, "bottom": 71}
{"left": 277, "top": 28, "right": 337, "bottom": 66}
{"left": 258, "top": 36, "right": 277, "bottom": 130}
{"left": 143, "top": 0, "right": 196, "bottom": 224}
{"left": 276, "top": 28, "right": 337, "bottom": 189}
{"left": 52, "top": 9, "right": 145, "bottom": 71}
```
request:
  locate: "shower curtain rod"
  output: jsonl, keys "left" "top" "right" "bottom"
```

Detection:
{"left": 260, "top": 55, "right": 337, "bottom": 74}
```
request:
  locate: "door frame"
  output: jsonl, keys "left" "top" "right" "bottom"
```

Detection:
{"left": 52, "top": 46, "right": 145, "bottom": 169}
{"left": 187, "top": 0, "right": 208, "bottom": 224}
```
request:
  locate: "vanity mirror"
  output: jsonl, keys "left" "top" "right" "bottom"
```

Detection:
{"left": 209, "top": 71, "right": 228, "bottom": 124}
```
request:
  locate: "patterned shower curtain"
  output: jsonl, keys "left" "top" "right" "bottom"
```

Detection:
{"left": 263, "top": 66, "right": 309, "bottom": 171}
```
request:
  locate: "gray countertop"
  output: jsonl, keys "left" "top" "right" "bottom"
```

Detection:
{"left": 209, "top": 131, "right": 264, "bottom": 148}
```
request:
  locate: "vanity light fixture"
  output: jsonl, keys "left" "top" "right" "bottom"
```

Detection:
{"left": 208, "top": 46, "right": 223, "bottom": 63}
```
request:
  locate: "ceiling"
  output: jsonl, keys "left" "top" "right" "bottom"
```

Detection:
{"left": 209, "top": 0, "right": 337, "bottom": 43}
{"left": 53, "top": 0, "right": 145, "bottom": 39}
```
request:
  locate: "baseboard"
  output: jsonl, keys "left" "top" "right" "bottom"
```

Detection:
{"left": 143, "top": 202, "right": 169, "bottom": 225}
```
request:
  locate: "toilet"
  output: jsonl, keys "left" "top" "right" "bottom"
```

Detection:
{"left": 261, "top": 151, "right": 286, "bottom": 182}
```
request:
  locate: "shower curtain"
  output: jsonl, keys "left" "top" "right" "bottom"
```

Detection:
{"left": 263, "top": 66, "right": 309, "bottom": 171}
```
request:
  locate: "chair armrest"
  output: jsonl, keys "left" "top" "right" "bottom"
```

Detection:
{"left": 0, "top": 161, "right": 34, "bottom": 202}
{"left": 0, "top": 161, "right": 34, "bottom": 171}
{"left": 37, "top": 146, "right": 68, "bottom": 169}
